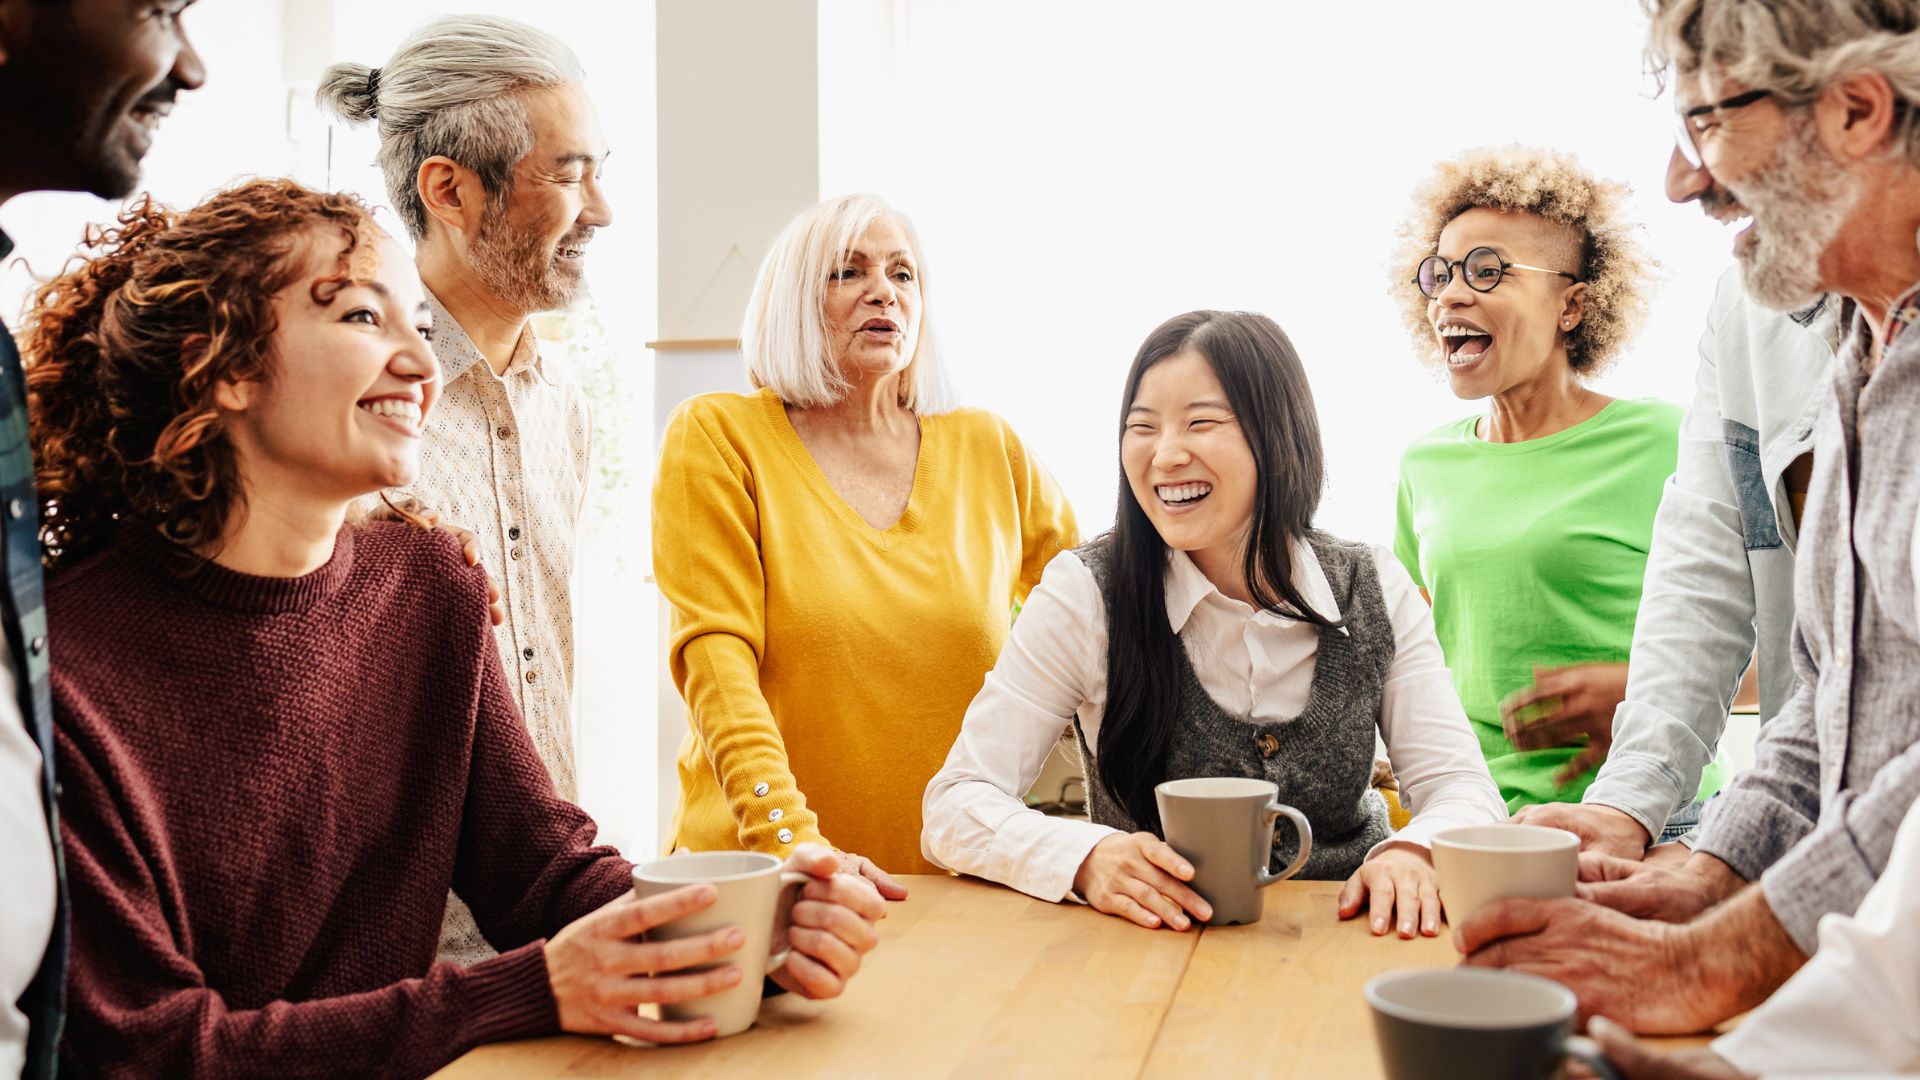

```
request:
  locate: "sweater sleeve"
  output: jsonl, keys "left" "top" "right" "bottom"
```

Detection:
{"left": 451, "top": 561, "right": 633, "bottom": 949}
{"left": 653, "top": 402, "right": 827, "bottom": 853}
{"left": 56, "top": 725, "right": 556, "bottom": 1080}
{"left": 1001, "top": 418, "right": 1079, "bottom": 604}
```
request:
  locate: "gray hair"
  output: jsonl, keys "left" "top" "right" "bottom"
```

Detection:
{"left": 315, "top": 15, "right": 587, "bottom": 240}
{"left": 742, "top": 194, "right": 952, "bottom": 413}
{"left": 1644, "top": 0, "right": 1920, "bottom": 166}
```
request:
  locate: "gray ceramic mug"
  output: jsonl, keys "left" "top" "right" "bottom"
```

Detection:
{"left": 1154, "top": 777, "right": 1312, "bottom": 925}
{"left": 1366, "top": 968, "right": 1620, "bottom": 1080}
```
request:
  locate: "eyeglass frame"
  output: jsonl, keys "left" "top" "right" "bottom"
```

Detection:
{"left": 1672, "top": 87, "right": 1774, "bottom": 169}
{"left": 1412, "top": 247, "right": 1581, "bottom": 300}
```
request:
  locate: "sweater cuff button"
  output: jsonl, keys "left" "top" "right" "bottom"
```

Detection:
{"left": 753, "top": 782, "right": 770, "bottom": 797}
{"left": 777, "top": 828, "right": 794, "bottom": 844}
{"left": 769, "top": 808, "right": 784, "bottom": 822}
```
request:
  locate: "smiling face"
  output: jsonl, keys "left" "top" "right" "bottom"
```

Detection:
{"left": 468, "top": 83, "right": 612, "bottom": 315}
{"left": 221, "top": 231, "right": 440, "bottom": 505}
{"left": 1667, "top": 73, "right": 1858, "bottom": 312}
{"left": 1427, "top": 207, "right": 1587, "bottom": 400}
{"left": 0, "top": 0, "right": 206, "bottom": 199}
{"left": 823, "top": 216, "right": 922, "bottom": 382}
{"left": 1122, "top": 349, "right": 1258, "bottom": 572}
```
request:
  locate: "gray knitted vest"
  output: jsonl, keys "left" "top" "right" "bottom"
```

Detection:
{"left": 1073, "top": 532, "right": 1395, "bottom": 880}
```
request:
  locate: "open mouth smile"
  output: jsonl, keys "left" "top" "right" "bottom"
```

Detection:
{"left": 357, "top": 396, "right": 423, "bottom": 434}
{"left": 1156, "top": 481, "right": 1212, "bottom": 508}
{"left": 1437, "top": 322, "right": 1493, "bottom": 369}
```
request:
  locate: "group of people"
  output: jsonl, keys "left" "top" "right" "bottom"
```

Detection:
{"left": 1, "top": 0, "right": 1916, "bottom": 1078}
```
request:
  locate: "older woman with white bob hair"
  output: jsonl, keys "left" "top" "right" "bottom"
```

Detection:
{"left": 653, "top": 194, "right": 1079, "bottom": 887}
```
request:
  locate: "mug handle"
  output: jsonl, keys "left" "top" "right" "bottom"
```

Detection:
{"left": 763, "top": 871, "right": 811, "bottom": 972}
{"left": 1256, "top": 803, "right": 1313, "bottom": 887}
{"left": 1563, "top": 1035, "right": 1622, "bottom": 1080}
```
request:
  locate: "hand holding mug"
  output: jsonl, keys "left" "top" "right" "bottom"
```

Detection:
{"left": 545, "top": 883, "right": 746, "bottom": 1045}
{"left": 835, "top": 848, "right": 909, "bottom": 902}
{"left": 1073, "top": 831, "right": 1213, "bottom": 931}
{"left": 769, "top": 843, "right": 886, "bottom": 1000}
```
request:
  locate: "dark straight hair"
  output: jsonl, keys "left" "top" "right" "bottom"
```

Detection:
{"left": 1097, "top": 310, "right": 1341, "bottom": 833}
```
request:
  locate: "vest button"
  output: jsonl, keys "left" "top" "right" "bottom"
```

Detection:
{"left": 1256, "top": 733, "right": 1280, "bottom": 758}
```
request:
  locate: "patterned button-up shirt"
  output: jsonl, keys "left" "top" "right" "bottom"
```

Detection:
{"left": 1, "top": 227, "right": 64, "bottom": 1080}
{"left": 397, "top": 291, "right": 592, "bottom": 966}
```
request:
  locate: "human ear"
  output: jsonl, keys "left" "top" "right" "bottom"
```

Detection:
{"left": 416, "top": 156, "right": 486, "bottom": 237}
{"left": 213, "top": 378, "right": 256, "bottom": 413}
{"left": 1818, "top": 71, "right": 1898, "bottom": 162}
{"left": 1558, "top": 282, "right": 1589, "bottom": 332}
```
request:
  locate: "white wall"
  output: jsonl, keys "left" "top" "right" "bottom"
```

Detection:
{"left": 816, "top": 0, "right": 1731, "bottom": 545}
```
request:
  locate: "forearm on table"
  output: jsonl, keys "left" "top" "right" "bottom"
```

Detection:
{"left": 923, "top": 776, "right": 1116, "bottom": 901}
{"left": 69, "top": 940, "right": 557, "bottom": 1078}
{"left": 676, "top": 632, "right": 828, "bottom": 851}
{"left": 1674, "top": 883, "right": 1809, "bottom": 1025}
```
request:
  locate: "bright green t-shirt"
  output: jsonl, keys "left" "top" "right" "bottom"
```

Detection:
{"left": 1394, "top": 398, "right": 1719, "bottom": 812}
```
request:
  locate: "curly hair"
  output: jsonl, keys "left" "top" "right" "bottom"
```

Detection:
{"left": 22, "top": 178, "right": 379, "bottom": 571}
{"left": 1389, "top": 146, "right": 1654, "bottom": 377}
{"left": 1643, "top": 0, "right": 1920, "bottom": 168}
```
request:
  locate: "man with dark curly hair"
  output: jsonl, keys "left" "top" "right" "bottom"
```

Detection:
{"left": 1458, "top": 1, "right": 1920, "bottom": 1071}
{"left": 0, "top": 2, "right": 205, "bottom": 1076}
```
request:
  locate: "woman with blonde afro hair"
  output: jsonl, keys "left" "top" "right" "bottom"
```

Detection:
{"left": 1388, "top": 147, "right": 1699, "bottom": 813}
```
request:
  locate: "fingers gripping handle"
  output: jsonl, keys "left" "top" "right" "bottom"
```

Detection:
{"left": 764, "top": 871, "right": 811, "bottom": 972}
{"left": 1257, "top": 803, "right": 1313, "bottom": 887}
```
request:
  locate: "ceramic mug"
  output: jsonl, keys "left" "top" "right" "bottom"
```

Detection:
{"left": 1154, "top": 777, "right": 1313, "bottom": 925}
{"left": 630, "top": 851, "right": 809, "bottom": 1036}
{"left": 1366, "top": 968, "right": 1619, "bottom": 1079}
{"left": 1429, "top": 824, "right": 1579, "bottom": 927}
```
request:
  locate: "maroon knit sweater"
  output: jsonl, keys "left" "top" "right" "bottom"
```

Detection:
{"left": 50, "top": 521, "right": 632, "bottom": 1078}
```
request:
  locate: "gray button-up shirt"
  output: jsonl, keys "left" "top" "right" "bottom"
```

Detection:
{"left": 1694, "top": 279, "right": 1920, "bottom": 953}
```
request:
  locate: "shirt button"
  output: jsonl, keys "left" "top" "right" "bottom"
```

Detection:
{"left": 777, "top": 828, "right": 793, "bottom": 844}
{"left": 29, "top": 636, "right": 45, "bottom": 657}
{"left": 496, "top": 425, "right": 513, "bottom": 439}
{"left": 769, "top": 808, "right": 784, "bottom": 822}
{"left": 524, "top": 669, "right": 538, "bottom": 684}
{"left": 7, "top": 499, "right": 21, "bottom": 519}
{"left": 521, "top": 647, "right": 535, "bottom": 660}
{"left": 509, "top": 547, "right": 523, "bottom": 560}
{"left": 508, "top": 526, "right": 521, "bottom": 541}
{"left": 752, "top": 782, "right": 769, "bottom": 797}
{"left": 1256, "top": 733, "right": 1280, "bottom": 758}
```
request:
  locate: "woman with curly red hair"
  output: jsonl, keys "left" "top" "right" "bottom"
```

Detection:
{"left": 26, "top": 178, "right": 883, "bottom": 1078}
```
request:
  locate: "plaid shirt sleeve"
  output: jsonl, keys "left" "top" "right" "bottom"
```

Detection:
{"left": 1, "top": 235, "right": 67, "bottom": 1079}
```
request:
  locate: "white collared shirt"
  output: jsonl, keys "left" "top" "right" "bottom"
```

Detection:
{"left": 0, "top": 649, "right": 52, "bottom": 1078}
{"left": 921, "top": 541, "right": 1506, "bottom": 902}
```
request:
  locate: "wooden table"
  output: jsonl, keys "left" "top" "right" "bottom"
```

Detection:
{"left": 432, "top": 875, "right": 1706, "bottom": 1079}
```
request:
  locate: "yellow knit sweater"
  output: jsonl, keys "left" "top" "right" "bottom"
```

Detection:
{"left": 654, "top": 389, "right": 1078, "bottom": 873}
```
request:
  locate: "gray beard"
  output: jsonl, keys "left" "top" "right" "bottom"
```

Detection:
{"left": 469, "top": 204, "right": 587, "bottom": 315}
{"left": 1733, "top": 118, "right": 1858, "bottom": 312}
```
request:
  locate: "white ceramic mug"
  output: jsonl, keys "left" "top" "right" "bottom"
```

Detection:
{"left": 1429, "top": 824, "right": 1579, "bottom": 927}
{"left": 630, "top": 851, "right": 809, "bottom": 1036}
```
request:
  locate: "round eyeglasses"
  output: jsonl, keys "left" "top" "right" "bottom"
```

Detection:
{"left": 1413, "top": 247, "right": 1580, "bottom": 300}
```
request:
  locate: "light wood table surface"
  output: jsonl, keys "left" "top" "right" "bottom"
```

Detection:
{"left": 432, "top": 874, "right": 1708, "bottom": 1079}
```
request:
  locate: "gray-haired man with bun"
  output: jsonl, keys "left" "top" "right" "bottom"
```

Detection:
{"left": 318, "top": 17, "right": 607, "bottom": 967}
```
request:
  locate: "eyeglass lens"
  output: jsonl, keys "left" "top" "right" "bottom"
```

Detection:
{"left": 1416, "top": 248, "right": 1506, "bottom": 298}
